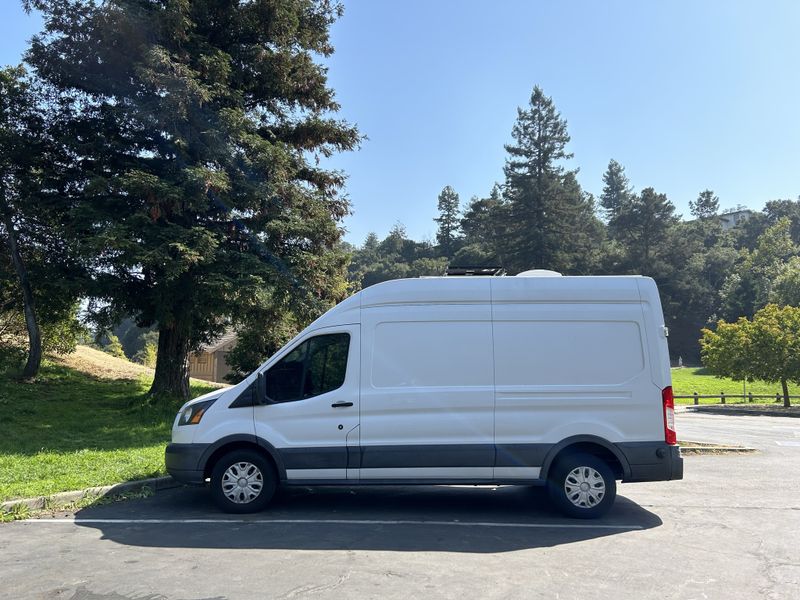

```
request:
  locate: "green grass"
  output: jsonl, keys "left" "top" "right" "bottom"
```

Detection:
{"left": 671, "top": 367, "right": 798, "bottom": 404}
{"left": 0, "top": 361, "right": 216, "bottom": 502}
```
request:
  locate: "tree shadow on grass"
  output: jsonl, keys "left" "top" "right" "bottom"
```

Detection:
{"left": 0, "top": 362, "right": 215, "bottom": 456}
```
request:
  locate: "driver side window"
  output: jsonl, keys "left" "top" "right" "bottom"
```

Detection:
{"left": 265, "top": 333, "right": 350, "bottom": 403}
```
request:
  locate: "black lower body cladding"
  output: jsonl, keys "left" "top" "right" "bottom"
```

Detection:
{"left": 166, "top": 439, "right": 683, "bottom": 484}
{"left": 618, "top": 442, "right": 683, "bottom": 482}
{"left": 165, "top": 443, "right": 207, "bottom": 484}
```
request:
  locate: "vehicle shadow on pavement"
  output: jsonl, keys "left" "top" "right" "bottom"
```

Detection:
{"left": 72, "top": 484, "right": 662, "bottom": 553}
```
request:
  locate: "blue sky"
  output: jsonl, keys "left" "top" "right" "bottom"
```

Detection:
{"left": 3, "top": 2, "right": 799, "bottom": 245}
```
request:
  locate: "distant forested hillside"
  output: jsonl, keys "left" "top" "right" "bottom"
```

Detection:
{"left": 345, "top": 89, "right": 800, "bottom": 364}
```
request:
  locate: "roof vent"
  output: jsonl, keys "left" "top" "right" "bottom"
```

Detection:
{"left": 516, "top": 269, "right": 563, "bottom": 277}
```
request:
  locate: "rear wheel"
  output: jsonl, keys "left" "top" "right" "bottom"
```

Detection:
{"left": 210, "top": 450, "right": 276, "bottom": 513}
{"left": 547, "top": 452, "right": 616, "bottom": 519}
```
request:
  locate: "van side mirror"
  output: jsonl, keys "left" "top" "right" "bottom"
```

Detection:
{"left": 256, "top": 371, "right": 268, "bottom": 405}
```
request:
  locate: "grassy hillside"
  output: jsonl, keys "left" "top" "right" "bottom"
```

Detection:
{"left": 671, "top": 367, "right": 798, "bottom": 404}
{"left": 0, "top": 347, "right": 220, "bottom": 502}
{"left": 51, "top": 344, "right": 156, "bottom": 380}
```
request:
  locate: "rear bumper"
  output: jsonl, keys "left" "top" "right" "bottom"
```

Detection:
{"left": 618, "top": 442, "right": 683, "bottom": 482}
{"left": 165, "top": 443, "right": 210, "bottom": 484}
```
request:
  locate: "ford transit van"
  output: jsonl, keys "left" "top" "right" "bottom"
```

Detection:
{"left": 166, "top": 273, "right": 683, "bottom": 518}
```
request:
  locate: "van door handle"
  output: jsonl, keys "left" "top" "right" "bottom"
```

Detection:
{"left": 331, "top": 401, "right": 353, "bottom": 408}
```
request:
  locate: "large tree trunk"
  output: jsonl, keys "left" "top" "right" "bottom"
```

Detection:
{"left": 781, "top": 378, "right": 791, "bottom": 408}
{"left": 0, "top": 199, "right": 41, "bottom": 380}
{"left": 150, "top": 323, "right": 190, "bottom": 399}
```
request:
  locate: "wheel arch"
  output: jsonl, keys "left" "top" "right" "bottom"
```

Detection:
{"left": 200, "top": 434, "right": 287, "bottom": 482}
{"left": 540, "top": 435, "right": 631, "bottom": 481}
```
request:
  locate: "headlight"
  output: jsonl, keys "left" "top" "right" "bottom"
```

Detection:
{"left": 178, "top": 398, "right": 217, "bottom": 426}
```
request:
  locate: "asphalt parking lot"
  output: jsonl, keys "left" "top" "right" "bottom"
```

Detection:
{"left": 2, "top": 410, "right": 799, "bottom": 600}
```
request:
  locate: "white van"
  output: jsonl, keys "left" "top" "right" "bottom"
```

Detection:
{"left": 166, "top": 273, "right": 682, "bottom": 518}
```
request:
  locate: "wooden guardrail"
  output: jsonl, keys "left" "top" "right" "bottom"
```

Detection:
{"left": 675, "top": 393, "right": 800, "bottom": 405}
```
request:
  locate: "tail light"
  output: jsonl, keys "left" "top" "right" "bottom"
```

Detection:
{"left": 662, "top": 386, "right": 677, "bottom": 445}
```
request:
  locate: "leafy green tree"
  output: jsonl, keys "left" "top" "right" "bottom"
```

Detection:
{"left": 690, "top": 190, "right": 720, "bottom": 219}
{"left": 658, "top": 221, "right": 737, "bottom": 362}
{"left": 502, "top": 86, "right": 601, "bottom": 273}
{"left": 0, "top": 65, "right": 84, "bottom": 377}
{"left": 719, "top": 218, "right": 799, "bottom": 319}
{"left": 434, "top": 186, "right": 461, "bottom": 258}
{"left": 110, "top": 317, "right": 159, "bottom": 359}
{"left": 134, "top": 342, "right": 158, "bottom": 368}
{"left": 103, "top": 334, "right": 126, "bottom": 360}
{"left": 225, "top": 309, "right": 300, "bottom": 381}
{"left": 701, "top": 304, "right": 800, "bottom": 407}
{"left": 25, "top": 0, "right": 359, "bottom": 398}
{"left": 763, "top": 199, "right": 800, "bottom": 243}
{"left": 699, "top": 315, "right": 752, "bottom": 384}
{"left": 0, "top": 301, "right": 84, "bottom": 364}
{"left": 770, "top": 256, "right": 800, "bottom": 307}
{"left": 132, "top": 330, "right": 159, "bottom": 367}
{"left": 347, "top": 226, "right": 445, "bottom": 291}
{"left": 0, "top": 66, "right": 45, "bottom": 378}
{"left": 408, "top": 257, "right": 448, "bottom": 278}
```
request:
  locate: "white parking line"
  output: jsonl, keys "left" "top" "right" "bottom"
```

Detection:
{"left": 19, "top": 518, "right": 643, "bottom": 530}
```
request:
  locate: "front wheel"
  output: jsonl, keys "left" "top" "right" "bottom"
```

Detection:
{"left": 547, "top": 453, "right": 616, "bottom": 519}
{"left": 210, "top": 450, "right": 276, "bottom": 513}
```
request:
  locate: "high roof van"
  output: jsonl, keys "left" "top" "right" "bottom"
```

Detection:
{"left": 166, "top": 274, "right": 683, "bottom": 518}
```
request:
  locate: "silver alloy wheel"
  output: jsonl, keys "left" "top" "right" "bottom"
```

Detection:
{"left": 564, "top": 466, "right": 606, "bottom": 508}
{"left": 221, "top": 461, "right": 264, "bottom": 504}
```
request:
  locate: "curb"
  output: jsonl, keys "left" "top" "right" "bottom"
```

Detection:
{"left": 0, "top": 475, "right": 182, "bottom": 514}
{"left": 680, "top": 445, "right": 758, "bottom": 455}
{"left": 684, "top": 406, "right": 800, "bottom": 418}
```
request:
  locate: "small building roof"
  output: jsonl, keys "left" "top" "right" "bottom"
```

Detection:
{"left": 198, "top": 330, "right": 237, "bottom": 353}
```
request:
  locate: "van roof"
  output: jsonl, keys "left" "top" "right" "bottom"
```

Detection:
{"left": 310, "top": 275, "right": 654, "bottom": 329}
{"left": 359, "top": 275, "right": 649, "bottom": 309}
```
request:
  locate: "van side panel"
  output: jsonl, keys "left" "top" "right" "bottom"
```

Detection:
{"left": 359, "top": 293, "right": 496, "bottom": 479}
{"left": 491, "top": 278, "right": 664, "bottom": 479}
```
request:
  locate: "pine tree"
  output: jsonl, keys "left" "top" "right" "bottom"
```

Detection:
{"left": 502, "top": 86, "right": 600, "bottom": 273}
{"left": 25, "top": 0, "right": 359, "bottom": 398}
{"left": 600, "top": 159, "right": 633, "bottom": 228}
{"left": 434, "top": 186, "right": 461, "bottom": 258}
{"left": 690, "top": 190, "right": 720, "bottom": 219}
{"left": 614, "top": 187, "right": 678, "bottom": 273}
{"left": 459, "top": 184, "right": 508, "bottom": 266}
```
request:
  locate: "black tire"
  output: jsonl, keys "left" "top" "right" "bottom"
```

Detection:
{"left": 547, "top": 452, "right": 616, "bottom": 519}
{"left": 210, "top": 449, "right": 277, "bottom": 513}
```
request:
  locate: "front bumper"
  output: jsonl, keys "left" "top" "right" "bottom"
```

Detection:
{"left": 618, "top": 442, "right": 683, "bottom": 482}
{"left": 165, "top": 443, "right": 210, "bottom": 484}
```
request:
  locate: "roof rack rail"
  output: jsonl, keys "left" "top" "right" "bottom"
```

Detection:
{"left": 445, "top": 266, "right": 506, "bottom": 277}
